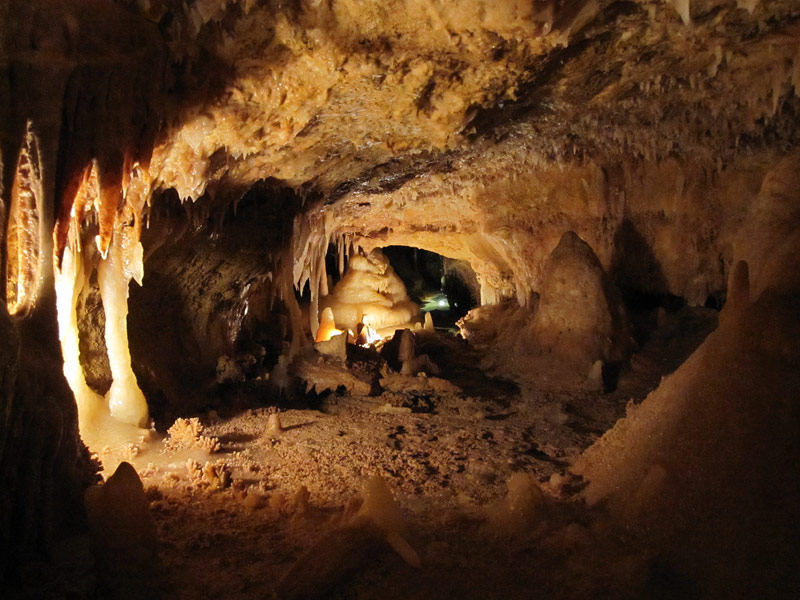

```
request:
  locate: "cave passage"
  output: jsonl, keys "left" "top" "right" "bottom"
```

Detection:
{"left": 380, "top": 245, "right": 478, "bottom": 330}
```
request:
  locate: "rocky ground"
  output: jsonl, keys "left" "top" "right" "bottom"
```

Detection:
{"left": 14, "top": 306, "right": 717, "bottom": 600}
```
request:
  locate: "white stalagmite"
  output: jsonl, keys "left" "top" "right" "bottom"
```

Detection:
{"left": 320, "top": 248, "right": 421, "bottom": 336}
{"left": 54, "top": 243, "right": 105, "bottom": 431}
{"left": 97, "top": 231, "right": 149, "bottom": 428}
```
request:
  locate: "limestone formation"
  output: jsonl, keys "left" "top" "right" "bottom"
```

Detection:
{"left": 84, "top": 462, "right": 159, "bottom": 596}
{"left": 320, "top": 249, "right": 422, "bottom": 337}
{"left": 734, "top": 152, "right": 800, "bottom": 296}
{"left": 529, "top": 231, "right": 635, "bottom": 387}
{"left": 573, "top": 250, "right": 800, "bottom": 597}
{"left": 460, "top": 231, "right": 634, "bottom": 390}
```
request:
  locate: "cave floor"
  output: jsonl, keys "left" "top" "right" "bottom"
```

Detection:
{"left": 134, "top": 307, "right": 716, "bottom": 599}
{"left": 28, "top": 307, "right": 718, "bottom": 599}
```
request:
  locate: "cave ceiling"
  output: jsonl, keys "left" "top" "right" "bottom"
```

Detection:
{"left": 0, "top": 0, "right": 799, "bottom": 326}
{"left": 3, "top": 0, "right": 800, "bottom": 222}
{"left": 150, "top": 0, "right": 800, "bottom": 199}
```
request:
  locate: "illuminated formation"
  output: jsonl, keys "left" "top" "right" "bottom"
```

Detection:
{"left": 96, "top": 230, "right": 148, "bottom": 428}
{"left": 320, "top": 248, "right": 422, "bottom": 339}
{"left": 5, "top": 121, "right": 44, "bottom": 318}
{"left": 53, "top": 158, "right": 151, "bottom": 436}
{"left": 314, "top": 307, "right": 343, "bottom": 343}
{"left": 54, "top": 243, "right": 106, "bottom": 432}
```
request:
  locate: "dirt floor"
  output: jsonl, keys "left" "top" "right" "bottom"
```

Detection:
{"left": 14, "top": 307, "right": 718, "bottom": 600}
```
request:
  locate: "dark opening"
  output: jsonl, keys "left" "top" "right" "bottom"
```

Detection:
{"left": 322, "top": 244, "right": 480, "bottom": 330}
{"left": 380, "top": 246, "right": 478, "bottom": 330}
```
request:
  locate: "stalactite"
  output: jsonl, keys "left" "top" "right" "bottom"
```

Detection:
{"left": 318, "top": 245, "right": 329, "bottom": 297}
{"left": 54, "top": 155, "right": 151, "bottom": 434}
{"left": 96, "top": 226, "right": 148, "bottom": 428}
{"left": 337, "top": 233, "right": 347, "bottom": 276}
{"left": 52, "top": 153, "right": 107, "bottom": 436}
{"left": 279, "top": 251, "right": 305, "bottom": 358}
{"left": 95, "top": 153, "right": 150, "bottom": 429}
{"left": 292, "top": 213, "right": 311, "bottom": 293}
{"left": 122, "top": 154, "right": 153, "bottom": 243}
{"left": 96, "top": 158, "right": 123, "bottom": 260}
{"left": 54, "top": 160, "right": 106, "bottom": 435}
{"left": 736, "top": 0, "right": 759, "bottom": 14}
{"left": 309, "top": 263, "right": 321, "bottom": 339}
{"left": 54, "top": 161, "right": 100, "bottom": 271}
{"left": 292, "top": 207, "right": 339, "bottom": 339}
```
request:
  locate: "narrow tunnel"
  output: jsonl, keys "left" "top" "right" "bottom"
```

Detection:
{"left": 2, "top": 2, "right": 800, "bottom": 599}
{"left": 380, "top": 245, "right": 479, "bottom": 329}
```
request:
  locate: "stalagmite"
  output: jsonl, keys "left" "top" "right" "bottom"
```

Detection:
{"left": 321, "top": 248, "right": 421, "bottom": 337}
{"left": 315, "top": 306, "right": 343, "bottom": 342}
{"left": 84, "top": 461, "right": 158, "bottom": 593}
{"left": 266, "top": 412, "right": 283, "bottom": 437}
{"left": 358, "top": 476, "right": 421, "bottom": 568}
{"left": 489, "top": 473, "right": 546, "bottom": 535}
{"left": 530, "top": 232, "right": 634, "bottom": 382}
{"left": 97, "top": 230, "right": 148, "bottom": 428}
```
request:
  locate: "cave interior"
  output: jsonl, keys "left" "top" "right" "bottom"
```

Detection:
{"left": 1, "top": 0, "right": 800, "bottom": 598}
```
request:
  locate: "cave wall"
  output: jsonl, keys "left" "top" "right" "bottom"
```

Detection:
{"left": 0, "top": 0, "right": 164, "bottom": 579}
{"left": 327, "top": 145, "right": 773, "bottom": 307}
{"left": 0, "top": 297, "right": 96, "bottom": 584}
{"left": 573, "top": 155, "right": 800, "bottom": 597}
{"left": 127, "top": 185, "right": 304, "bottom": 420}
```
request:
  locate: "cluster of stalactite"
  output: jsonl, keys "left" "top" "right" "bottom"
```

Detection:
{"left": 53, "top": 156, "right": 151, "bottom": 429}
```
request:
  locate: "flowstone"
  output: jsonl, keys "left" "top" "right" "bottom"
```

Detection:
{"left": 321, "top": 249, "right": 421, "bottom": 337}
{"left": 460, "top": 231, "right": 634, "bottom": 391}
